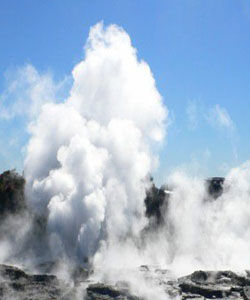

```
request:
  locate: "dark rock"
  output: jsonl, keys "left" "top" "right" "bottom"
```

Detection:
{"left": 86, "top": 283, "right": 140, "bottom": 299}
{"left": 0, "top": 170, "right": 26, "bottom": 217}
{"left": 179, "top": 281, "right": 231, "bottom": 298}
{"left": 2, "top": 264, "right": 250, "bottom": 299}
{"left": 243, "top": 286, "right": 250, "bottom": 300}
{"left": 178, "top": 270, "right": 250, "bottom": 299}
{"left": 0, "top": 264, "right": 28, "bottom": 280}
{"left": 181, "top": 293, "right": 205, "bottom": 299}
{"left": 0, "top": 264, "right": 69, "bottom": 300}
{"left": 31, "top": 274, "right": 58, "bottom": 283}
{"left": 206, "top": 177, "right": 225, "bottom": 199}
{"left": 190, "top": 271, "right": 208, "bottom": 283}
{"left": 144, "top": 179, "right": 171, "bottom": 224}
{"left": 139, "top": 265, "right": 150, "bottom": 272}
{"left": 87, "top": 283, "right": 122, "bottom": 297}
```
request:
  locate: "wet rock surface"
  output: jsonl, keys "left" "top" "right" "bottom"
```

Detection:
{"left": 1, "top": 264, "right": 250, "bottom": 299}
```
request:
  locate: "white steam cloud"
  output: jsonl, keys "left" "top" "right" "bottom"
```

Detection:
{"left": 24, "top": 22, "right": 167, "bottom": 265}
{"left": 163, "top": 163, "right": 250, "bottom": 275}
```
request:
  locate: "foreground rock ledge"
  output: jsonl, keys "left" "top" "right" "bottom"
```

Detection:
{"left": 1, "top": 264, "right": 250, "bottom": 299}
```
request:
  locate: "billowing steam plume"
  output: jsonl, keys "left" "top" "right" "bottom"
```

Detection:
{"left": 24, "top": 22, "right": 167, "bottom": 265}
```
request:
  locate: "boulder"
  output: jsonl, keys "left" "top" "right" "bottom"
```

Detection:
{"left": 86, "top": 283, "right": 140, "bottom": 299}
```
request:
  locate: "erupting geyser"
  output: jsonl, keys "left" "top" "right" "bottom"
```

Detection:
{"left": 1, "top": 22, "right": 250, "bottom": 300}
{"left": 24, "top": 22, "right": 167, "bottom": 266}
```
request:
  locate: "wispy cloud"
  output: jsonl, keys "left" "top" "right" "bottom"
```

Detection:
{"left": 0, "top": 64, "right": 70, "bottom": 173}
{"left": 206, "top": 104, "right": 235, "bottom": 130}
{"left": 206, "top": 104, "right": 238, "bottom": 161}
{"left": 186, "top": 100, "right": 198, "bottom": 130}
{"left": 0, "top": 64, "right": 69, "bottom": 121}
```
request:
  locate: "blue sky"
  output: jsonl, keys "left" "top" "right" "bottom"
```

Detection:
{"left": 1, "top": 0, "right": 250, "bottom": 184}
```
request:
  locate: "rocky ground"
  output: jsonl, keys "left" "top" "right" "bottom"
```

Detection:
{"left": 1, "top": 170, "right": 244, "bottom": 299}
{"left": 1, "top": 263, "right": 250, "bottom": 299}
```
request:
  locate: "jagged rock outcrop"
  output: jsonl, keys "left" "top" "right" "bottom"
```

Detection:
{"left": 0, "top": 264, "right": 73, "bottom": 300}
{"left": 144, "top": 179, "right": 171, "bottom": 224}
{"left": 205, "top": 177, "right": 225, "bottom": 199}
{"left": 0, "top": 170, "right": 26, "bottom": 217}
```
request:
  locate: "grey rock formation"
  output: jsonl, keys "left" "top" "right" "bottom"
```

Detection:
{"left": 1, "top": 264, "right": 250, "bottom": 299}
{"left": 0, "top": 264, "right": 69, "bottom": 300}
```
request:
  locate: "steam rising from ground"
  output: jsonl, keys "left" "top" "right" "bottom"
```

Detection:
{"left": 166, "top": 163, "right": 250, "bottom": 275}
{"left": 2, "top": 22, "right": 250, "bottom": 299}
{"left": 24, "top": 22, "right": 167, "bottom": 267}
